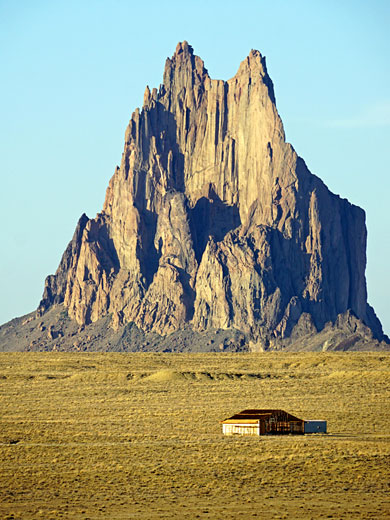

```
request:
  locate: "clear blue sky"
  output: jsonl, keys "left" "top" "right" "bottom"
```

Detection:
{"left": 1, "top": 0, "right": 389, "bottom": 335}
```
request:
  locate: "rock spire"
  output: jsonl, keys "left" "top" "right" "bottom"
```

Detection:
{"left": 36, "top": 42, "right": 385, "bottom": 349}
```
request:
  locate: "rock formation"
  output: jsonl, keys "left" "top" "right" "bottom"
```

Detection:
{"left": 34, "top": 41, "right": 386, "bottom": 350}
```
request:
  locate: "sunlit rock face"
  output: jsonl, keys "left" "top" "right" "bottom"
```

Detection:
{"left": 38, "top": 41, "right": 385, "bottom": 346}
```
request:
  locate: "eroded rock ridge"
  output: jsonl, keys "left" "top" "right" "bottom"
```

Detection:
{"left": 37, "top": 41, "right": 385, "bottom": 349}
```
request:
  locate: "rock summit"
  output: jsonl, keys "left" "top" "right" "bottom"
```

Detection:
{"left": 3, "top": 42, "right": 387, "bottom": 352}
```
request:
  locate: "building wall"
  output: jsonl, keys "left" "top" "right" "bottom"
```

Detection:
{"left": 222, "top": 423, "right": 260, "bottom": 436}
{"left": 264, "top": 418, "right": 304, "bottom": 434}
{"left": 222, "top": 418, "right": 304, "bottom": 436}
{"left": 304, "top": 421, "right": 327, "bottom": 434}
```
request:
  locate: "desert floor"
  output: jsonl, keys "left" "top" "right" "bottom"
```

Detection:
{"left": 0, "top": 352, "right": 389, "bottom": 519}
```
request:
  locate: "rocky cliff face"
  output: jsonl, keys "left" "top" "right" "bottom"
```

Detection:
{"left": 37, "top": 41, "right": 385, "bottom": 349}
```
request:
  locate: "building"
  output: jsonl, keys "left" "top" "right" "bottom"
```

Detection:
{"left": 304, "top": 420, "right": 327, "bottom": 434}
{"left": 221, "top": 409, "right": 305, "bottom": 436}
{"left": 221, "top": 410, "right": 327, "bottom": 436}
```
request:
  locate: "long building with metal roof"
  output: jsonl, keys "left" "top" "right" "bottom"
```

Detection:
{"left": 221, "top": 409, "right": 305, "bottom": 436}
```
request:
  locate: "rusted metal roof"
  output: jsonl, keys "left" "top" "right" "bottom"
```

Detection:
{"left": 239, "top": 409, "right": 278, "bottom": 414}
{"left": 222, "top": 419, "right": 260, "bottom": 424}
{"left": 221, "top": 409, "right": 303, "bottom": 423}
{"left": 223, "top": 414, "right": 270, "bottom": 421}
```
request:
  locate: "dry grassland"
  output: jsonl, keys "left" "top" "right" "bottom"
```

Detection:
{"left": 0, "top": 352, "right": 389, "bottom": 519}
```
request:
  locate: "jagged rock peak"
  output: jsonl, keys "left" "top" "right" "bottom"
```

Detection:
{"left": 174, "top": 40, "right": 193, "bottom": 57}
{"left": 163, "top": 40, "right": 208, "bottom": 92}
{"left": 36, "top": 41, "right": 387, "bottom": 349}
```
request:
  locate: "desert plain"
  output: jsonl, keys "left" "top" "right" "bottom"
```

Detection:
{"left": 0, "top": 351, "right": 389, "bottom": 519}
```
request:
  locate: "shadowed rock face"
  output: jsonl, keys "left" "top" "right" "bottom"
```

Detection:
{"left": 37, "top": 41, "right": 385, "bottom": 347}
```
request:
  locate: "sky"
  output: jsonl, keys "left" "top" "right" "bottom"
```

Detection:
{"left": 0, "top": 0, "right": 389, "bottom": 336}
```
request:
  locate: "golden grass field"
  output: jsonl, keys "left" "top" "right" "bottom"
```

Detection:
{"left": 0, "top": 352, "right": 389, "bottom": 519}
